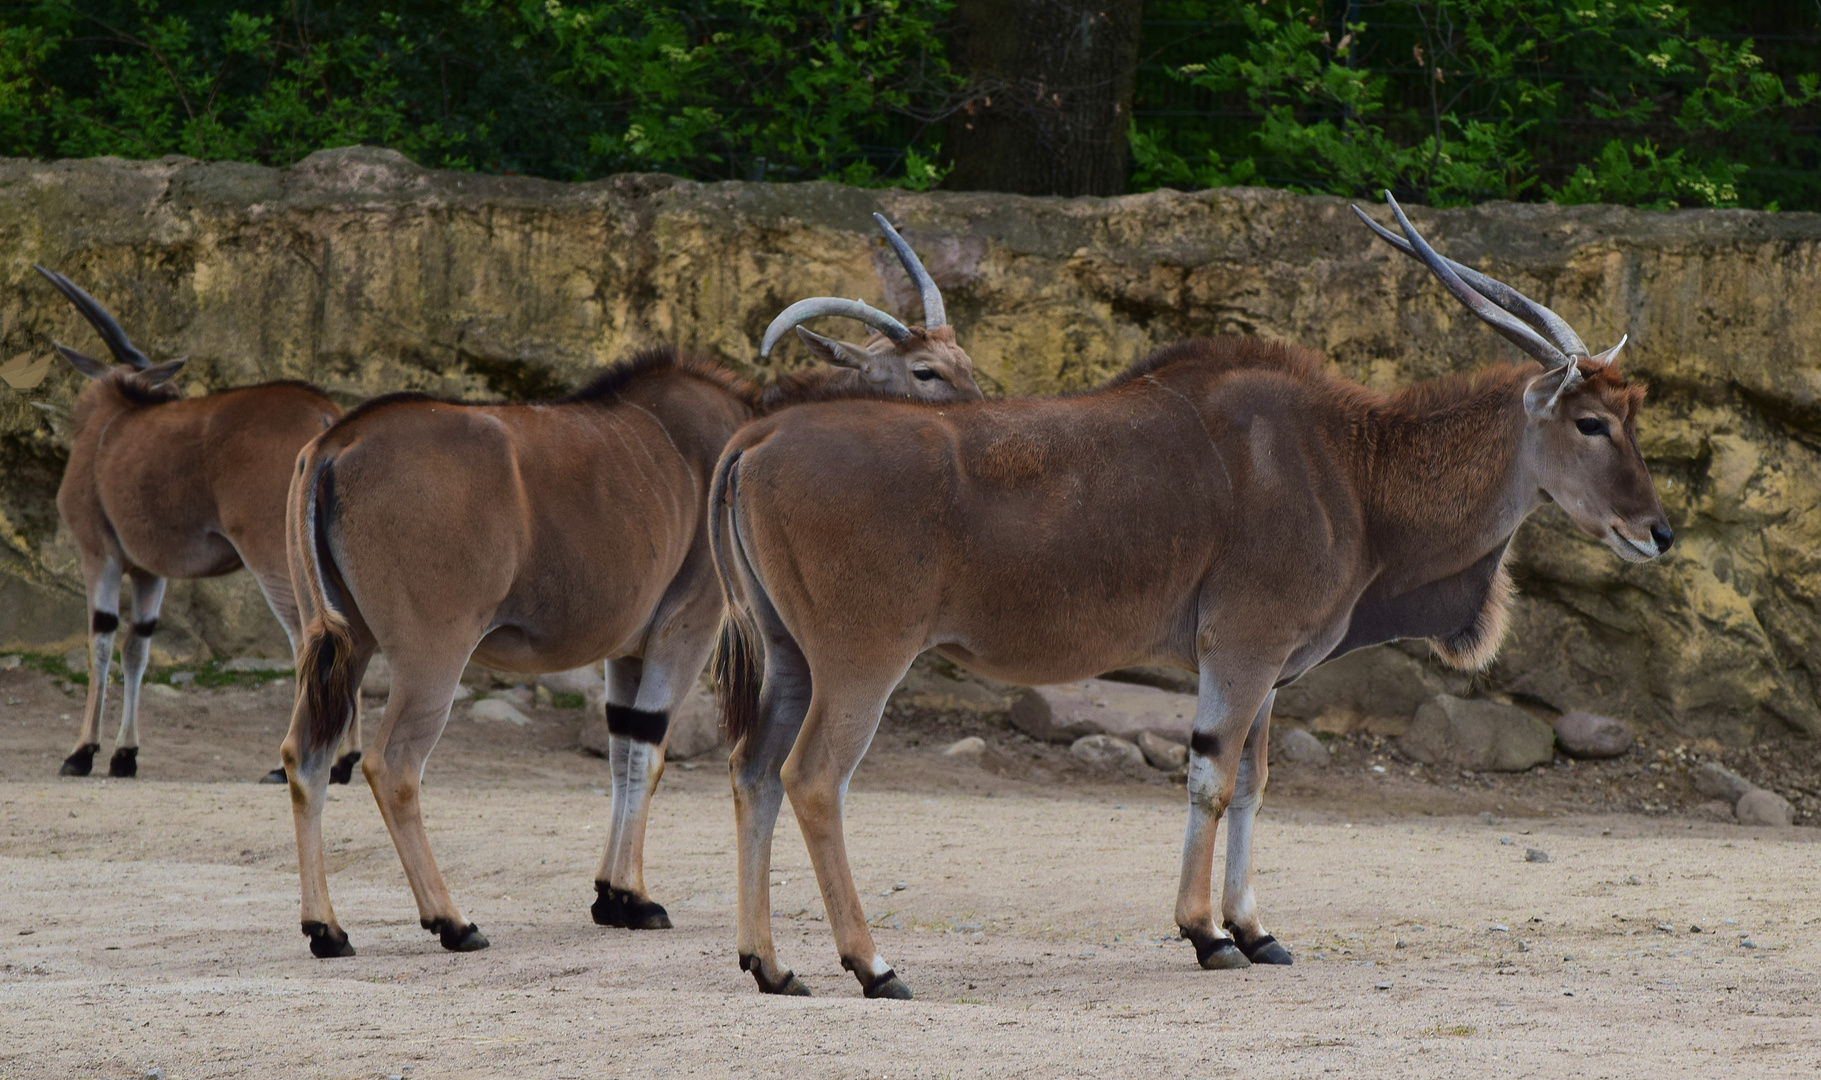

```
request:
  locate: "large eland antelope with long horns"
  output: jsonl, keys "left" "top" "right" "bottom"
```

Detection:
{"left": 280, "top": 214, "right": 980, "bottom": 958}
{"left": 34, "top": 267, "right": 360, "bottom": 783}
{"left": 712, "top": 193, "right": 1672, "bottom": 999}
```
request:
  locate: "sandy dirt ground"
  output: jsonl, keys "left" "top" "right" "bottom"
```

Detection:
{"left": 2, "top": 665, "right": 1819, "bottom": 1079}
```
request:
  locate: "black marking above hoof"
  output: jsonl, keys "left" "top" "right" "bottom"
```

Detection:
{"left": 591, "top": 882, "right": 627, "bottom": 927}
{"left": 1182, "top": 927, "right": 1252, "bottom": 970}
{"left": 61, "top": 744, "right": 100, "bottom": 777}
{"left": 1227, "top": 923, "right": 1294, "bottom": 965}
{"left": 329, "top": 750, "right": 362, "bottom": 785}
{"left": 742, "top": 954, "right": 812, "bottom": 996}
{"left": 107, "top": 746, "right": 138, "bottom": 778}
{"left": 260, "top": 767, "right": 288, "bottom": 785}
{"left": 425, "top": 917, "right": 489, "bottom": 952}
{"left": 303, "top": 921, "right": 355, "bottom": 958}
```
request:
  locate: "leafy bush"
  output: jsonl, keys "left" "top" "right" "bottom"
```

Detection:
{"left": 1132, "top": 1, "right": 1820, "bottom": 209}
{"left": 0, "top": 0, "right": 956, "bottom": 186}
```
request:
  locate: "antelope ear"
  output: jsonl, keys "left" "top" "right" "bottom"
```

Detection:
{"left": 795, "top": 327, "right": 876, "bottom": 372}
{"left": 1523, "top": 364, "right": 1582, "bottom": 419}
{"left": 140, "top": 357, "right": 187, "bottom": 385}
{"left": 55, "top": 344, "right": 111, "bottom": 380}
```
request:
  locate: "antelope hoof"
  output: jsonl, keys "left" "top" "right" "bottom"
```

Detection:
{"left": 591, "top": 883, "right": 626, "bottom": 927}
{"left": 108, "top": 746, "right": 138, "bottom": 778}
{"left": 303, "top": 921, "right": 355, "bottom": 959}
{"left": 742, "top": 955, "right": 812, "bottom": 996}
{"left": 329, "top": 751, "right": 362, "bottom": 785}
{"left": 862, "top": 973, "right": 914, "bottom": 1000}
{"left": 622, "top": 895, "right": 672, "bottom": 931}
{"left": 61, "top": 744, "right": 100, "bottom": 777}
{"left": 260, "top": 767, "right": 288, "bottom": 785}
{"left": 1182, "top": 927, "right": 1251, "bottom": 970}
{"left": 426, "top": 917, "right": 489, "bottom": 952}
{"left": 1227, "top": 923, "right": 1294, "bottom": 966}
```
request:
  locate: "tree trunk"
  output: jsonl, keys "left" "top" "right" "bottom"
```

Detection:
{"left": 943, "top": 0, "right": 1145, "bottom": 197}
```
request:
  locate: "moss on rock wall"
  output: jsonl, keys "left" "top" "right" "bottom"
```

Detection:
{"left": 3, "top": 147, "right": 1818, "bottom": 742}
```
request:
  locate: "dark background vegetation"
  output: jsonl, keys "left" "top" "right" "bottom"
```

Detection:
{"left": 1, "top": 1, "right": 1816, "bottom": 208}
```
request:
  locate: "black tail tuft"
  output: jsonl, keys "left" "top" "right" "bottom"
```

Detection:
{"left": 714, "top": 617, "right": 762, "bottom": 747}
{"left": 295, "top": 456, "right": 358, "bottom": 755}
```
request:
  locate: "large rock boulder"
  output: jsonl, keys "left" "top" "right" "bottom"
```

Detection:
{"left": 1273, "top": 727, "right": 1331, "bottom": 767}
{"left": 890, "top": 656, "right": 1015, "bottom": 714}
{"left": 1692, "top": 761, "right": 1756, "bottom": 804}
{"left": 1552, "top": 709, "right": 1633, "bottom": 759}
{"left": 1274, "top": 646, "right": 1463, "bottom": 735}
{"left": 1010, "top": 678, "right": 1196, "bottom": 745}
{"left": 1399, "top": 695, "right": 1555, "bottom": 772}
{"left": 1735, "top": 789, "right": 1794, "bottom": 827}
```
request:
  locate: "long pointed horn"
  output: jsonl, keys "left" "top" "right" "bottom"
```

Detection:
{"left": 33, "top": 266, "right": 152, "bottom": 370}
{"left": 871, "top": 212, "right": 946, "bottom": 329}
{"left": 1351, "top": 206, "right": 1589, "bottom": 360}
{"left": 759, "top": 297, "right": 911, "bottom": 358}
{"left": 1363, "top": 194, "right": 1573, "bottom": 370}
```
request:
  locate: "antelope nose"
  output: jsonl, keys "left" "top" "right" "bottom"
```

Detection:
{"left": 1650, "top": 524, "right": 1675, "bottom": 554}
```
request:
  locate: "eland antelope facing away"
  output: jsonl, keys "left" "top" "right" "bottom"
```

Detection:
{"left": 712, "top": 193, "right": 1672, "bottom": 999}
{"left": 280, "top": 214, "right": 981, "bottom": 958}
{"left": 35, "top": 267, "right": 362, "bottom": 783}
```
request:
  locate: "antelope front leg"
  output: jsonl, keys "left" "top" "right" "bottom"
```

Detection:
{"left": 1220, "top": 691, "right": 1292, "bottom": 965}
{"left": 785, "top": 687, "right": 909, "bottom": 1000}
{"left": 108, "top": 570, "right": 166, "bottom": 778}
{"left": 1176, "top": 664, "right": 1275, "bottom": 971}
{"left": 63, "top": 556, "right": 123, "bottom": 777}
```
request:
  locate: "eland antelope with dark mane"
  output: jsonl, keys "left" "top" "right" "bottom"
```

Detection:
{"left": 35, "top": 267, "right": 360, "bottom": 784}
{"left": 280, "top": 215, "right": 981, "bottom": 958}
{"left": 711, "top": 194, "right": 1672, "bottom": 999}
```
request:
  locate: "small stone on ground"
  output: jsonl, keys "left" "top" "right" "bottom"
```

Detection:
{"left": 943, "top": 736, "right": 986, "bottom": 760}
{"left": 1275, "top": 727, "right": 1330, "bottom": 767}
{"left": 1069, "top": 733, "right": 1145, "bottom": 770}
{"left": 468, "top": 698, "right": 530, "bottom": 726}
{"left": 1735, "top": 788, "right": 1793, "bottom": 827}
{"left": 1553, "top": 710, "right": 1632, "bottom": 759}
{"left": 1525, "top": 848, "right": 1550, "bottom": 863}
{"left": 1694, "top": 761, "right": 1756, "bottom": 804}
{"left": 1135, "top": 730, "right": 1187, "bottom": 771}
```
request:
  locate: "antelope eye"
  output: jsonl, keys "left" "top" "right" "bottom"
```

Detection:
{"left": 912, "top": 367, "right": 940, "bottom": 381}
{"left": 1574, "top": 417, "right": 1610, "bottom": 438}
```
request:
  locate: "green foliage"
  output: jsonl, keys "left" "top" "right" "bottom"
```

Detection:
{"left": 0, "top": 0, "right": 956, "bottom": 186}
{"left": 1134, "top": 1, "right": 1821, "bottom": 209}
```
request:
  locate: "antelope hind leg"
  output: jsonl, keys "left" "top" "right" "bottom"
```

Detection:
{"left": 279, "top": 646, "right": 364, "bottom": 958}
{"left": 730, "top": 636, "right": 814, "bottom": 996}
{"left": 1220, "top": 692, "right": 1292, "bottom": 966}
{"left": 330, "top": 693, "right": 364, "bottom": 785}
{"left": 1176, "top": 663, "right": 1278, "bottom": 971}
{"left": 64, "top": 556, "right": 123, "bottom": 776}
{"left": 363, "top": 653, "right": 486, "bottom": 952}
{"left": 784, "top": 679, "right": 911, "bottom": 1000}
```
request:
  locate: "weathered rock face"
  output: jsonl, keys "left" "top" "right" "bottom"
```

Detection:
{"left": 3, "top": 147, "right": 1819, "bottom": 745}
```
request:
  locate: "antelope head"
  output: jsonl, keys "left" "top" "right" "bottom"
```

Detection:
{"left": 1356, "top": 194, "right": 1673, "bottom": 563}
{"left": 35, "top": 266, "right": 187, "bottom": 405}
{"left": 758, "top": 213, "right": 983, "bottom": 403}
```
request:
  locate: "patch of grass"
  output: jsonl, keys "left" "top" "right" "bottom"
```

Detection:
{"left": 1422, "top": 1024, "right": 1476, "bottom": 1038}
{"left": 550, "top": 691, "right": 586, "bottom": 710}
{"left": 9, "top": 651, "right": 88, "bottom": 685}
{"left": 155, "top": 662, "right": 294, "bottom": 690}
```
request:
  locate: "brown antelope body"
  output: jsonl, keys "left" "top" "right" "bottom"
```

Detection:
{"left": 280, "top": 216, "right": 981, "bottom": 957}
{"left": 713, "top": 196, "right": 1673, "bottom": 998}
{"left": 36, "top": 268, "right": 360, "bottom": 783}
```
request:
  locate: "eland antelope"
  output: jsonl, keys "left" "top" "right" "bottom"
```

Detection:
{"left": 711, "top": 193, "right": 1672, "bottom": 999}
{"left": 36, "top": 267, "right": 361, "bottom": 783}
{"left": 280, "top": 215, "right": 981, "bottom": 958}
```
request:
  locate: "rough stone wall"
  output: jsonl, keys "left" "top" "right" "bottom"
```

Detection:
{"left": 2, "top": 147, "right": 1817, "bottom": 743}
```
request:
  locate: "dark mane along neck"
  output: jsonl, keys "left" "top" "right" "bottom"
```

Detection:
{"left": 756, "top": 367, "right": 878, "bottom": 412}
{"left": 1109, "top": 335, "right": 1328, "bottom": 390}
{"left": 1341, "top": 362, "right": 1538, "bottom": 670}
{"left": 565, "top": 346, "right": 756, "bottom": 407}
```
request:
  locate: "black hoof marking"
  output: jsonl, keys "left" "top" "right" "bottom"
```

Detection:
{"left": 591, "top": 882, "right": 627, "bottom": 927}
{"left": 742, "top": 954, "right": 813, "bottom": 996}
{"left": 329, "top": 751, "right": 362, "bottom": 785}
{"left": 61, "top": 744, "right": 99, "bottom": 777}
{"left": 303, "top": 921, "right": 355, "bottom": 958}
{"left": 863, "top": 973, "right": 914, "bottom": 1000}
{"left": 108, "top": 746, "right": 138, "bottom": 778}
{"left": 260, "top": 767, "right": 288, "bottom": 785}
{"left": 425, "top": 917, "right": 489, "bottom": 952}
{"left": 1226, "top": 923, "right": 1294, "bottom": 966}
{"left": 1181, "top": 927, "right": 1252, "bottom": 970}
{"left": 592, "top": 884, "right": 670, "bottom": 929}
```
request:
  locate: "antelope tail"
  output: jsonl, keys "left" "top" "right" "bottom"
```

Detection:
{"left": 709, "top": 449, "right": 762, "bottom": 747}
{"left": 294, "top": 453, "right": 358, "bottom": 756}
